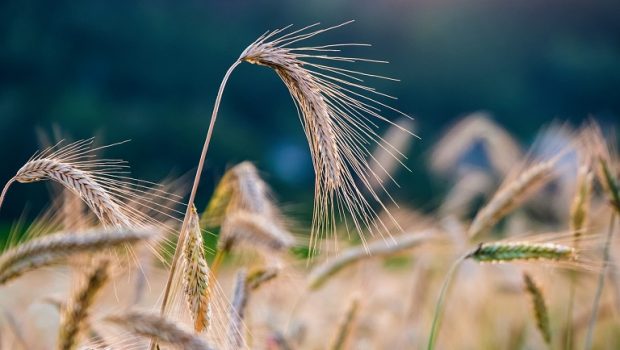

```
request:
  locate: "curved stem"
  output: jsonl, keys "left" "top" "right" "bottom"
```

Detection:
{"left": 0, "top": 178, "right": 15, "bottom": 214}
{"left": 157, "top": 60, "right": 242, "bottom": 318}
{"left": 584, "top": 212, "right": 616, "bottom": 350}
{"left": 427, "top": 254, "right": 467, "bottom": 350}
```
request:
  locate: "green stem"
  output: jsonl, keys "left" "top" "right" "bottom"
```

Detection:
{"left": 584, "top": 213, "right": 616, "bottom": 350}
{"left": 427, "top": 254, "right": 466, "bottom": 350}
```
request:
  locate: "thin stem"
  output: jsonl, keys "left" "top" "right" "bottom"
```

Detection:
{"left": 427, "top": 254, "right": 467, "bottom": 350}
{"left": 584, "top": 213, "right": 616, "bottom": 350}
{"left": 152, "top": 60, "right": 241, "bottom": 349}
{"left": 563, "top": 277, "right": 576, "bottom": 350}
{"left": 0, "top": 178, "right": 15, "bottom": 213}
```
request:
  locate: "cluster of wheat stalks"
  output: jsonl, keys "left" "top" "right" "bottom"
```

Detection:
{"left": 0, "top": 22, "right": 619, "bottom": 350}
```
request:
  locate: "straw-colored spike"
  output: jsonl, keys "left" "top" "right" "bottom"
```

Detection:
{"left": 523, "top": 273, "right": 551, "bottom": 344}
{"left": 468, "top": 241, "right": 576, "bottom": 263}
{"left": 58, "top": 259, "right": 110, "bottom": 350}
{"left": 468, "top": 158, "right": 558, "bottom": 239}
{"left": 182, "top": 205, "right": 211, "bottom": 333}
{"left": 105, "top": 311, "right": 214, "bottom": 350}
{"left": 0, "top": 228, "right": 151, "bottom": 285}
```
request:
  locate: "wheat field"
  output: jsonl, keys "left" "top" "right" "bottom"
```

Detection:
{"left": 0, "top": 22, "right": 619, "bottom": 350}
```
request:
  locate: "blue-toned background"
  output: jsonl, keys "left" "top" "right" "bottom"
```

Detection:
{"left": 1, "top": 0, "right": 619, "bottom": 231}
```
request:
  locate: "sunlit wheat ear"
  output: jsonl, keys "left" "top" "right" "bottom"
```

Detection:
{"left": 467, "top": 157, "right": 560, "bottom": 239}
{"left": 105, "top": 311, "right": 214, "bottom": 350}
{"left": 219, "top": 211, "right": 295, "bottom": 254}
{"left": 523, "top": 273, "right": 551, "bottom": 345}
{"left": 329, "top": 296, "right": 360, "bottom": 350}
{"left": 467, "top": 241, "right": 576, "bottom": 263}
{"left": 0, "top": 228, "right": 152, "bottom": 285}
{"left": 182, "top": 205, "right": 212, "bottom": 333}
{"left": 307, "top": 230, "right": 434, "bottom": 290}
{"left": 239, "top": 22, "right": 415, "bottom": 252}
{"left": 58, "top": 259, "right": 109, "bottom": 350}
{"left": 571, "top": 165, "right": 593, "bottom": 243}
{"left": 1, "top": 138, "right": 184, "bottom": 230}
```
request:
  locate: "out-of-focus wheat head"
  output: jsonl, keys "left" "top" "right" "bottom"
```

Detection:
{"left": 431, "top": 112, "right": 521, "bottom": 178}
{"left": 203, "top": 162, "right": 295, "bottom": 257}
{"left": 239, "top": 22, "right": 414, "bottom": 252}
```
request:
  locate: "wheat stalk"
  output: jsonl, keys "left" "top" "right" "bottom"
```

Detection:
{"left": 0, "top": 228, "right": 151, "bottom": 285}
{"left": 105, "top": 311, "right": 214, "bottom": 350}
{"left": 57, "top": 259, "right": 110, "bottom": 350}
{"left": 467, "top": 241, "right": 576, "bottom": 263}
{"left": 523, "top": 273, "right": 551, "bottom": 345}
{"left": 228, "top": 269, "right": 248, "bottom": 349}
{"left": 468, "top": 158, "right": 559, "bottom": 239}
{"left": 308, "top": 230, "right": 434, "bottom": 289}
{"left": 328, "top": 296, "right": 360, "bottom": 350}
{"left": 159, "top": 20, "right": 411, "bottom": 325}
{"left": 181, "top": 205, "right": 212, "bottom": 333}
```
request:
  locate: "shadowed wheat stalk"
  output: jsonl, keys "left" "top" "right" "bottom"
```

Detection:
{"left": 57, "top": 259, "right": 110, "bottom": 350}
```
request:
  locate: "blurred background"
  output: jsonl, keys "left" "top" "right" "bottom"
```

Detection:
{"left": 1, "top": 0, "right": 619, "bottom": 232}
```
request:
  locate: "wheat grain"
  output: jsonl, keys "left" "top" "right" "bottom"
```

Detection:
{"left": 523, "top": 273, "right": 551, "bottom": 345}
{"left": 468, "top": 158, "right": 558, "bottom": 239}
{"left": 105, "top": 311, "right": 214, "bottom": 350}
{"left": 239, "top": 22, "right": 413, "bottom": 252}
{"left": 468, "top": 242, "right": 576, "bottom": 263}
{"left": 308, "top": 230, "right": 433, "bottom": 289}
{"left": 57, "top": 259, "right": 109, "bottom": 350}
{"left": 0, "top": 228, "right": 151, "bottom": 285}
{"left": 181, "top": 205, "right": 211, "bottom": 333}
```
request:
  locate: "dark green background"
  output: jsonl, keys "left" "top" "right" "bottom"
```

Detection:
{"left": 1, "top": 0, "right": 619, "bottom": 235}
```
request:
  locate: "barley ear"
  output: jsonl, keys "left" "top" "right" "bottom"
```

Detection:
{"left": 523, "top": 273, "right": 551, "bottom": 345}
{"left": 182, "top": 205, "right": 212, "bottom": 333}
{"left": 57, "top": 259, "right": 110, "bottom": 350}
{"left": 467, "top": 242, "right": 576, "bottom": 263}
{"left": 105, "top": 311, "right": 214, "bottom": 350}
